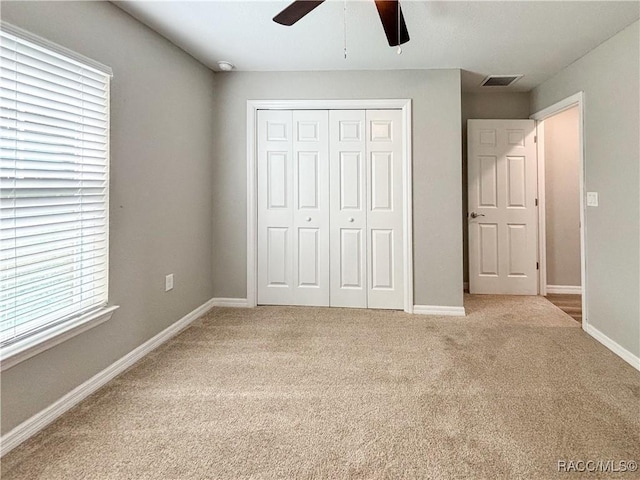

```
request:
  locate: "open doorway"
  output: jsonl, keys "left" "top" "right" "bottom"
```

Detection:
{"left": 465, "top": 94, "right": 587, "bottom": 325}
{"left": 532, "top": 93, "right": 586, "bottom": 325}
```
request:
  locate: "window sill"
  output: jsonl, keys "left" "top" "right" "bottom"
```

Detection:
{"left": 0, "top": 305, "right": 119, "bottom": 372}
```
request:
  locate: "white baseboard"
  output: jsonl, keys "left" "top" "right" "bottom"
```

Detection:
{"left": 546, "top": 285, "right": 582, "bottom": 295}
{"left": 413, "top": 305, "right": 466, "bottom": 316}
{"left": 211, "top": 298, "right": 250, "bottom": 308}
{"left": 0, "top": 297, "right": 217, "bottom": 457}
{"left": 584, "top": 323, "right": 640, "bottom": 372}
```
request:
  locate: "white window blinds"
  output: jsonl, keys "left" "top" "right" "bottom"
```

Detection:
{"left": 0, "top": 25, "right": 111, "bottom": 347}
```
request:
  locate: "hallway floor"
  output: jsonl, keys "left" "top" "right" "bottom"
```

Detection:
{"left": 545, "top": 294, "right": 582, "bottom": 323}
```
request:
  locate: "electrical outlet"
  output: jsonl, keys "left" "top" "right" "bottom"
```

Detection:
{"left": 165, "top": 274, "right": 174, "bottom": 291}
{"left": 586, "top": 192, "right": 599, "bottom": 207}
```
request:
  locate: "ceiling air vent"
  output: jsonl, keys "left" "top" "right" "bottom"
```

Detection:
{"left": 481, "top": 75, "right": 523, "bottom": 87}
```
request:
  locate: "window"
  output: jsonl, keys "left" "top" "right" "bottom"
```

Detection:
{"left": 0, "top": 23, "right": 114, "bottom": 363}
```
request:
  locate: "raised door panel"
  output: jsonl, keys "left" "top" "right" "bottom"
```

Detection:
{"left": 371, "top": 229, "right": 394, "bottom": 289}
{"left": 479, "top": 156, "right": 498, "bottom": 208}
{"left": 297, "top": 152, "right": 319, "bottom": 209}
{"left": 340, "top": 229, "right": 363, "bottom": 289}
{"left": 297, "top": 228, "right": 320, "bottom": 286}
{"left": 371, "top": 152, "right": 393, "bottom": 211}
{"left": 267, "top": 152, "right": 288, "bottom": 209}
{"left": 478, "top": 223, "right": 499, "bottom": 276}
{"left": 330, "top": 110, "right": 366, "bottom": 308}
{"left": 340, "top": 152, "right": 361, "bottom": 210}
{"left": 507, "top": 156, "right": 526, "bottom": 208}
{"left": 506, "top": 224, "right": 528, "bottom": 276}
{"left": 267, "top": 227, "right": 289, "bottom": 286}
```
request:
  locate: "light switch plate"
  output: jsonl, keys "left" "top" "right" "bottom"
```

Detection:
{"left": 586, "top": 192, "right": 599, "bottom": 207}
{"left": 165, "top": 274, "right": 174, "bottom": 291}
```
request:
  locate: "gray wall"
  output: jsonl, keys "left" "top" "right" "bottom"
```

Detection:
{"left": 531, "top": 20, "right": 640, "bottom": 357}
{"left": 1, "top": 2, "right": 216, "bottom": 434}
{"left": 544, "top": 106, "right": 581, "bottom": 287}
{"left": 461, "top": 93, "right": 531, "bottom": 283}
{"left": 213, "top": 70, "right": 463, "bottom": 307}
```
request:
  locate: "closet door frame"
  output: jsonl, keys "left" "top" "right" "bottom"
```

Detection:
{"left": 247, "top": 99, "right": 414, "bottom": 313}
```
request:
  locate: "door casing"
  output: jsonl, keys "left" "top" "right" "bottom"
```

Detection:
{"left": 531, "top": 92, "right": 587, "bottom": 329}
{"left": 246, "top": 99, "right": 413, "bottom": 312}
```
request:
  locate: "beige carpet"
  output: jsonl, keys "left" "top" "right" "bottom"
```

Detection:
{"left": 2, "top": 295, "right": 639, "bottom": 479}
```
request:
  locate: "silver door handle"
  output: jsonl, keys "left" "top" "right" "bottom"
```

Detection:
{"left": 470, "top": 212, "right": 485, "bottom": 218}
{"left": 348, "top": 217, "right": 354, "bottom": 223}
{"left": 306, "top": 217, "right": 312, "bottom": 222}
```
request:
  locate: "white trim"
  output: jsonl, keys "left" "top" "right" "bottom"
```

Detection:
{"left": 536, "top": 121, "right": 547, "bottom": 296}
{"left": 0, "top": 298, "right": 216, "bottom": 457}
{"left": 0, "top": 306, "right": 119, "bottom": 372}
{"left": 584, "top": 323, "right": 640, "bottom": 372}
{"left": 246, "top": 101, "right": 257, "bottom": 308}
{"left": 530, "top": 93, "right": 583, "bottom": 121}
{"left": 531, "top": 92, "right": 587, "bottom": 330}
{"left": 246, "top": 99, "right": 411, "bottom": 111}
{"left": 546, "top": 285, "right": 582, "bottom": 295}
{"left": 211, "top": 298, "right": 250, "bottom": 308}
{"left": 402, "top": 102, "right": 414, "bottom": 313}
{"left": 413, "top": 305, "right": 466, "bottom": 317}
{"left": 246, "top": 99, "right": 414, "bottom": 313}
{"left": 0, "top": 21, "right": 113, "bottom": 76}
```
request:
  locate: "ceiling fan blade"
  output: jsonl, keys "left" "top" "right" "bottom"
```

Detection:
{"left": 273, "top": 1, "right": 326, "bottom": 26}
{"left": 374, "top": 0, "right": 410, "bottom": 47}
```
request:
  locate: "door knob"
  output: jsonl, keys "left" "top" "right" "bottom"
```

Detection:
{"left": 306, "top": 217, "right": 312, "bottom": 222}
{"left": 470, "top": 212, "right": 485, "bottom": 219}
{"left": 348, "top": 217, "right": 354, "bottom": 223}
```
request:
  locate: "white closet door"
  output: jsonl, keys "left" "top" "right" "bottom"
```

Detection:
{"left": 366, "top": 110, "right": 404, "bottom": 309}
{"left": 292, "top": 110, "right": 330, "bottom": 305}
{"left": 257, "top": 110, "right": 330, "bottom": 306}
{"left": 329, "top": 110, "right": 367, "bottom": 307}
{"left": 258, "top": 108, "right": 404, "bottom": 309}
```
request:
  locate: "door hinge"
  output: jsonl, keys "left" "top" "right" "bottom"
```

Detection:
{"left": 534, "top": 135, "right": 537, "bottom": 143}
{"left": 535, "top": 198, "right": 538, "bottom": 206}
{"left": 536, "top": 262, "right": 539, "bottom": 270}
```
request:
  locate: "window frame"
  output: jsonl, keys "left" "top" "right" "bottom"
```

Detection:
{"left": 0, "top": 22, "right": 118, "bottom": 371}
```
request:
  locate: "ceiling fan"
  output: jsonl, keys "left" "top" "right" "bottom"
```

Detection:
{"left": 273, "top": 0, "right": 410, "bottom": 47}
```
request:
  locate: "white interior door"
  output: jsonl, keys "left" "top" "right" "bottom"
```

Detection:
{"left": 329, "top": 110, "right": 367, "bottom": 307}
{"left": 366, "top": 110, "right": 404, "bottom": 309}
{"left": 257, "top": 110, "right": 330, "bottom": 305}
{"left": 468, "top": 119, "right": 538, "bottom": 294}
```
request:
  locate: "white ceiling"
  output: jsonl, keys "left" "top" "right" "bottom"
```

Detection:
{"left": 115, "top": 1, "right": 639, "bottom": 92}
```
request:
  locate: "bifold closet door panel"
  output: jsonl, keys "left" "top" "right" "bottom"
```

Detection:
{"left": 366, "top": 109, "right": 404, "bottom": 309}
{"left": 329, "top": 110, "right": 367, "bottom": 308}
{"left": 258, "top": 110, "right": 294, "bottom": 305}
{"left": 257, "top": 110, "right": 330, "bottom": 306}
{"left": 292, "top": 110, "right": 330, "bottom": 306}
